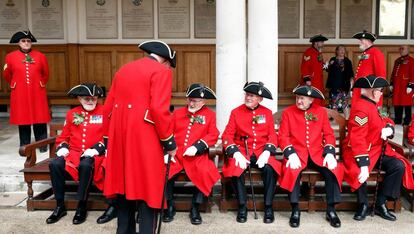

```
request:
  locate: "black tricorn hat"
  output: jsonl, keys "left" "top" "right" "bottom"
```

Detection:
{"left": 68, "top": 83, "right": 104, "bottom": 97}
{"left": 186, "top": 83, "right": 216, "bottom": 99}
{"left": 354, "top": 75, "right": 389, "bottom": 88}
{"left": 309, "top": 34, "right": 328, "bottom": 43}
{"left": 293, "top": 85, "right": 325, "bottom": 99}
{"left": 352, "top": 30, "right": 376, "bottom": 42}
{"left": 138, "top": 40, "right": 176, "bottom": 68}
{"left": 243, "top": 81, "right": 273, "bottom": 100}
{"left": 10, "top": 30, "right": 37, "bottom": 43}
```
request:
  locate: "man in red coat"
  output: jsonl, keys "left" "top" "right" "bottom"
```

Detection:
{"left": 46, "top": 83, "right": 112, "bottom": 225}
{"left": 351, "top": 30, "right": 386, "bottom": 106}
{"left": 163, "top": 83, "right": 220, "bottom": 225}
{"left": 300, "top": 34, "right": 328, "bottom": 106}
{"left": 104, "top": 40, "right": 177, "bottom": 234}
{"left": 3, "top": 30, "right": 50, "bottom": 151}
{"left": 222, "top": 82, "right": 281, "bottom": 224}
{"left": 278, "top": 85, "right": 344, "bottom": 228}
{"left": 343, "top": 75, "right": 414, "bottom": 222}
{"left": 390, "top": 45, "right": 414, "bottom": 125}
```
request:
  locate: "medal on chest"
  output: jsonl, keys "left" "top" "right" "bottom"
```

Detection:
{"left": 252, "top": 114, "right": 266, "bottom": 124}
{"left": 90, "top": 115, "right": 103, "bottom": 124}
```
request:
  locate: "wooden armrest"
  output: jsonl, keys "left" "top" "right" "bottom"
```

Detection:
{"left": 19, "top": 137, "right": 57, "bottom": 157}
{"left": 208, "top": 144, "right": 224, "bottom": 160}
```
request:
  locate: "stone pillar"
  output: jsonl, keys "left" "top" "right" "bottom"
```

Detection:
{"left": 247, "top": 0, "right": 278, "bottom": 112}
{"left": 66, "top": 0, "right": 78, "bottom": 43}
{"left": 216, "top": 0, "right": 247, "bottom": 132}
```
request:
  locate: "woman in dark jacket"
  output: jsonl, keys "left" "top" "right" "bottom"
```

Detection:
{"left": 326, "top": 45, "right": 354, "bottom": 112}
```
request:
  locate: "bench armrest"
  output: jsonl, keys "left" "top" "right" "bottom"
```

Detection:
{"left": 19, "top": 137, "right": 57, "bottom": 168}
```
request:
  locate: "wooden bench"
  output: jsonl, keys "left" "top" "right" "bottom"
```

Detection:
{"left": 218, "top": 109, "right": 401, "bottom": 212}
{"left": 19, "top": 123, "right": 216, "bottom": 212}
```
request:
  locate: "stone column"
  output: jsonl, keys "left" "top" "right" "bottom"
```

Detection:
{"left": 216, "top": 0, "right": 247, "bottom": 132}
{"left": 247, "top": 0, "right": 278, "bottom": 112}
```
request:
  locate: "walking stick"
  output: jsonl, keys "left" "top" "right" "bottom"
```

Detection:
{"left": 157, "top": 153, "right": 172, "bottom": 234}
{"left": 241, "top": 136, "right": 258, "bottom": 219}
{"left": 371, "top": 139, "right": 387, "bottom": 216}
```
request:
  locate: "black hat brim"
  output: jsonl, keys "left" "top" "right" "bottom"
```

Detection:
{"left": 186, "top": 84, "right": 216, "bottom": 99}
{"left": 138, "top": 40, "right": 176, "bottom": 68}
{"left": 243, "top": 82, "right": 273, "bottom": 100}
{"left": 293, "top": 85, "right": 325, "bottom": 99}
{"left": 68, "top": 83, "right": 104, "bottom": 97}
{"left": 352, "top": 31, "right": 376, "bottom": 42}
{"left": 9, "top": 31, "right": 37, "bottom": 43}
{"left": 309, "top": 35, "right": 328, "bottom": 43}
{"left": 354, "top": 76, "right": 389, "bottom": 88}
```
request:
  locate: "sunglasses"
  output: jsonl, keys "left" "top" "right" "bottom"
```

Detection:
{"left": 20, "top": 39, "right": 32, "bottom": 43}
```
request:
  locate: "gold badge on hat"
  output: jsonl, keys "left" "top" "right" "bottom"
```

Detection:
{"left": 307, "top": 90, "right": 311, "bottom": 96}
{"left": 258, "top": 89, "right": 262, "bottom": 95}
{"left": 201, "top": 91, "right": 204, "bottom": 98}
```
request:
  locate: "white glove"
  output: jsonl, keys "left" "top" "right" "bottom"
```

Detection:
{"left": 183, "top": 146, "right": 197, "bottom": 157}
{"left": 164, "top": 154, "right": 176, "bottom": 164}
{"left": 56, "top": 147, "right": 69, "bottom": 157}
{"left": 407, "top": 87, "right": 412, "bottom": 94}
{"left": 358, "top": 166, "right": 369, "bottom": 184}
{"left": 233, "top": 151, "right": 250, "bottom": 170}
{"left": 286, "top": 153, "right": 301, "bottom": 170}
{"left": 323, "top": 153, "right": 337, "bottom": 170}
{"left": 381, "top": 127, "right": 393, "bottom": 140}
{"left": 389, "top": 86, "right": 393, "bottom": 92}
{"left": 323, "top": 61, "right": 329, "bottom": 70}
{"left": 82, "top": 148, "right": 99, "bottom": 157}
{"left": 256, "top": 150, "right": 270, "bottom": 168}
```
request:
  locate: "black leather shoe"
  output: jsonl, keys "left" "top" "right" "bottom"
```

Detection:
{"left": 374, "top": 204, "right": 396, "bottom": 221}
{"left": 353, "top": 203, "right": 369, "bottom": 221}
{"left": 97, "top": 206, "right": 117, "bottom": 224}
{"left": 189, "top": 206, "right": 202, "bottom": 225}
{"left": 289, "top": 210, "right": 300, "bottom": 228}
{"left": 326, "top": 210, "right": 341, "bottom": 228}
{"left": 46, "top": 206, "right": 67, "bottom": 224}
{"left": 236, "top": 205, "right": 247, "bottom": 223}
{"left": 263, "top": 206, "right": 274, "bottom": 224}
{"left": 162, "top": 203, "right": 176, "bottom": 223}
{"left": 73, "top": 207, "right": 87, "bottom": 225}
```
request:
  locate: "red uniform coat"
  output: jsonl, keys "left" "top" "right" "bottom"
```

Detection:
{"left": 278, "top": 104, "right": 344, "bottom": 192}
{"left": 169, "top": 106, "right": 220, "bottom": 196}
{"left": 352, "top": 46, "right": 386, "bottom": 106}
{"left": 408, "top": 114, "right": 414, "bottom": 143}
{"left": 390, "top": 55, "right": 414, "bottom": 106}
{"left": 3, "top": 50, "right": 50, "bottom": 125}
{"left": 343, "top": 96, "right": 414, "bottom": 191}
{"left": 221, "top": 104, "right": 282, "bottom": 177}
{"left": 301, "top": 47, "right": 325, "bottom": 106}
{"left": 103, "top": 57, "right": 175, "bottom": 209}
{"left": 55, "top": 105, "right": 107, "bottom": 190}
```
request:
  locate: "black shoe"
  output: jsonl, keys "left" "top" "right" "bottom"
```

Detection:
{"left": 374, "top": 204, "right": 396, "bottom": 221}
{"left": 326, "top": 210, "right": 341, "bottom": 228}
{"left": 189, "top": 206, "right": 202, "bottom": 225}
{"left": 73, "top": 207, "right": 87, "bottom": 225}
{"left": 236, "top": 205, "right": 247, "bottom": 223}
{"left": 46, "top": 206, "right": 67, "bottom": 224}
{"left": 263, "top": 206, "right": 274, "bottom": 224}
{"left": 353, "top": 203, "right": 369, "bottom": 221}
{"left": 289, "top": 210, "right": 300, "bottom": 228}
{"left": 97, "top": 205, "right": 117, "bottom": 224}
{"left": 162, "top": 202, "right": 176, "bottom": 223}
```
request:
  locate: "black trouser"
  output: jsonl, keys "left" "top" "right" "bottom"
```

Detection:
{"left": 49, "top": 156, "right": 94, "bottom": 206}
{"left": 117, "top": 196, "right": 157, "bottom": 234}
{"left": 165, "top": 173, "right": 205, "bottom": 206}
{"left": 394, "top": 105, "right": 412, "bottom": 125}
{"left": 231, "top": 155, "right": 277, "bottom": 207}
{"left": 288, "top": 157, "right": 341, "bottom": 205}
{"left": 18, "top": 123, "right": 47, "bottom": 146}
{"left": 356, "top": 155, "right": 405, "bottom": 205}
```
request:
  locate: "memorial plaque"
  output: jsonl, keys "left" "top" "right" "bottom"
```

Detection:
{"left": 340, "top": 0, "right": 372, "bottom": 38}
{"left": 194, "top": 0, "right": 215, "bottom": 38}
{"left": 158, "top": 0, "right": 190, "bottom": 38}
{"left": 31, "top": 0, "right": 64, "bottom": 39}
{"left": 0, "top": 0, "right": 27, "bottom": 39}
{"left": 122, "top": 0, "right": 154, "bottom": 39}
{"left": 377, "top": 0, "right": 407, "bottom": 38}
{"left": 278, "top": 0, "right": 299, "bottom": 38}
{"left": 304, "top": 0, "right": 336, "bottom": 38}
{"left": 86, "top": 0, "right": 118, "bottom": 39}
